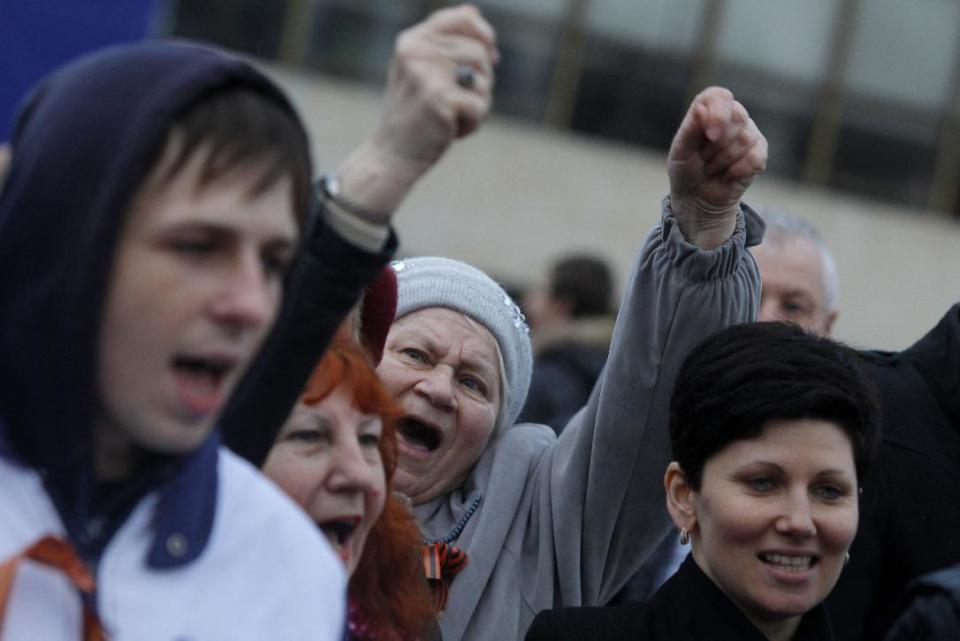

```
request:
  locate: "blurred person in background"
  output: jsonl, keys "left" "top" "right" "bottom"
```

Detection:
{"left": 752, "top": 208, "right": 838, "bottom": 336}
{"left": 520, "top": 253, "right": 616, "bottom": 431}
{"left": 525, "top": 322, "right": 879, "bottom": 641}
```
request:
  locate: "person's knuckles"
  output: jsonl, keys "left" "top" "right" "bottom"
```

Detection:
{"left": 429, "top": 6, "right": 496, "bottom": 45}
{"left": 395, "top": 30, "right": 429, "bottom": 63}
{"left": 720, "top": 149, "right": 756, "bottom": 176}
{"left": 671, "top": 114, "right": 706, "bottom": 156}
{"left": 732, "top": 127, "right": 756, "bottom": 152}
{"left": 393, "top": 63, "right": 455, "bottom": 122}
{"left": 448, "top": 44, "right": 495, "bottom": 75}
{"left": 695, "top": 87, "right": 733, "bottom": 108}
{"left": 749, "top": 135, "right": 769, "bottom": 162}
{"left": 751, "top": 145, "right": 769, "bottom": 172}
{"left": 402, "top": 37, "right": 494, "bottom": 81}
{"left": 730, "top": 100, "right": 748, "bottom": 123}
{"left": 464, "top": 16, "right": 497, "bottom": 47}
{"left": 433, "top": 90, "right": 486, "bottom": 133}
{"left": 727, "top": 162, "right": 755, "bottom": 181}
{"left": 456, "top": 6, "right": 497, "bottom": 44}
{"left": 428, "top": 5, "right": 472, "bottom": 27}
{"left": 716, "top": 108, "right": 747, "bottom": 139}
{"left": 419, "top": 74, "right": 459, "bottom": 111}
{"left": 728, "top": 147, "right": 766, "bottom": 179}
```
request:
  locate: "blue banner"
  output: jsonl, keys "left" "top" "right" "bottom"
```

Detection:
{"left": 0, "top": 0, "right": 165, "bottom": 140}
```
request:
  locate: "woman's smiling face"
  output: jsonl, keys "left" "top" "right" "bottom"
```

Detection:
{"left": 676, "top": 418, "right": 858, "bottom": 631}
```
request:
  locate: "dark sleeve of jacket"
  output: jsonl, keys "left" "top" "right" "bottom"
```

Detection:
{"left": 526, "top": 606, "right": 640, "bottom": 641}
{"left": 884, "top": 564, "right": 960, "bottom": 641}
{"left": 219, "top": 208, "right": 397, "bottom": 466}
{"left": 526, "top": 608, "right": 588, "bottom": 641}
{"left": 525, "top": 608, "right": 564, "bottom": 641}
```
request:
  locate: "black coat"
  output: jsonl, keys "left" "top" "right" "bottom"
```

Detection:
{"left": 884, "top": 563, "right": 960, "bottom": 641}
{"left": 825, "top": 304, "right": 960, "bottom": 641}
{"left": 519, "top": 341, "right": 608, "bottom": 432}
{"left": 525, "top": 556, "right": 834, "bottom": 641}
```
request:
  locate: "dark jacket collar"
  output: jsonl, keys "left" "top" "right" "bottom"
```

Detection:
{"left": 146, "top": 431, "right": 219, "bottom": 568}
{"left": 650, "top": 555, "right": 834, "bottom": 641}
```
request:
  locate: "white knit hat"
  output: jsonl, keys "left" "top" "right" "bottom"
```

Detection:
{"left": 391, "top": 257, "right": 532, "bottom": 429}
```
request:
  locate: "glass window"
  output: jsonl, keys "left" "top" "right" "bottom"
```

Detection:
{"left": 715, "top": 0, "right": 837, "bottom": 85}
{"left": 474, "top": 0, "right": 567, "bottom": 21}
{"left": 586, "top": 0, "right": 706, "bottom": 55}
{"left": 159, "top": 0, "right": 960, "bottom": 213}
{"left": 846, "top": 0, "right": 960, "bottom": 110}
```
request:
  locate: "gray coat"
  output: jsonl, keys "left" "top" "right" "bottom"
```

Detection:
{"left": 414, "top": 200, "right": 764, "bottom": 641}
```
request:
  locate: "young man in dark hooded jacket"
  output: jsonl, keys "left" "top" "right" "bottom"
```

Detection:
{"left": 0, "top": 7, "right": 496, "bottom": 637}
{"left": 0, "top": 40, "right": 355, "bottom": 640}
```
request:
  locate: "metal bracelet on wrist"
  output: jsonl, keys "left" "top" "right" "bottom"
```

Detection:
{"left": 319, "top": 173, "right": 389, "bottom": 225}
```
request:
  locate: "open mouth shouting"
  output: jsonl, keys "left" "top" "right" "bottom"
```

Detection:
{"left": 317, "top": 516, "right": 362, "bottom": 565}
{"left": 397, "top": 416, "right": 444, "bottom": 457}
{"left": 171, "top": 353, "right": 239, "bottom": 418}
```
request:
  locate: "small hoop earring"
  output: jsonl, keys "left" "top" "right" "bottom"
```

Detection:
{"left": 844, "top": 552, "right": 851, "bottom": 566}
{"left": 679, "top": 527, "right": 690, "bottom": 545}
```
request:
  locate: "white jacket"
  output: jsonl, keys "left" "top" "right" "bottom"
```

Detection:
{"left": 0, "top": 448, "right": 345, "bottom": 640}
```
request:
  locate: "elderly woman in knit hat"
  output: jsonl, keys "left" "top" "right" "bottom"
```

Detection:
{"left": 226, "top": 88, "right": 767, "bottom": 640}
{"left": 367, "top": 86, "right": 769, "bottom": 641}
{"left": 217, "top": 11, "right": 767, "bottom": 638}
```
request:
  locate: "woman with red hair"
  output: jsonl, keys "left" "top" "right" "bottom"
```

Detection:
{"left": 263, "top": 342, "right": 435, "bottom": 641}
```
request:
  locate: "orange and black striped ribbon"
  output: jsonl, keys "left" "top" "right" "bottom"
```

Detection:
{"left": 422, "top": 541, "right": 468, "bottom": 612}
{"left": 0, "top": 535, "right": 107, "bottom": 640}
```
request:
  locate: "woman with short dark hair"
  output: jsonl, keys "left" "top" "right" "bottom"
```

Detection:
{"left": 526, "top": 322, "right": 879, "bottom": 641}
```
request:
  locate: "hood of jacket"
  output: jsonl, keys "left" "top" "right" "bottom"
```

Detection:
{"left": 0, "top": 40, "right": 308, "bottom": 478}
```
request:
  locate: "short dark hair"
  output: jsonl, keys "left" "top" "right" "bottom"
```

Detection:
{"left": 157, "top": 86, "right": 312, "bottom": 229}
{"left": 550, "top": 254, "right": 613, "bottom": 317}
{"left": 669, "top": 322, "right": 878, "bottom": 490}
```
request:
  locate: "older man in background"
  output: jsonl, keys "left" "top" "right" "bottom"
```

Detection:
{"left": 751, "top": 208, "right": 838, "bottom": 336}
{"left": 520, "top": 254, "right": 616, "bottom": 432}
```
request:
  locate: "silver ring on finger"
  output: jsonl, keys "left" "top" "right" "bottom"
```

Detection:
{"left": 455, "top": 64, "right": 476, "bottom": 90}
